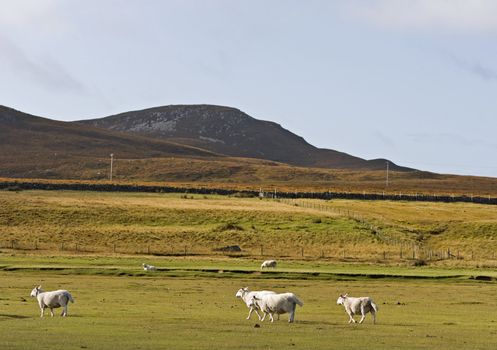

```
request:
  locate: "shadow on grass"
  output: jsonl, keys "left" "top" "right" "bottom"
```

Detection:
{"left": 0, "top": 314, "right": 30, "bottom": 319}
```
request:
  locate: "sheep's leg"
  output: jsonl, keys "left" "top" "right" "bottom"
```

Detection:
{"left": 246, "top": 307, "right": 254, "bottom": 320}
{"left": 288, "top": 303, "right": 296, "bottom": 323}
{"left": 40, "top": 306, "right": 45, "bottom": 318}
{"left": 260, "top": 311, "right": 267, "bottom": 322}
{"left": 359, "top": 306, "right": 366, "bottom": 324}
{"left": 269, "top": 313, "right": 274, "bottom": 323}
{"left": 254, "top": 309, "right": 263, "bottom": 321}
{"left": 371, "top": 310, "right": 376, "bottom": 324}
{"left": 348, "top": 312, "right": 356, "bottom": 324}
{"left": 62, "top": 305, "right": 68, "bottom": 317}
{"left": 50, "top": 308, "right": 54, "bottom": 317}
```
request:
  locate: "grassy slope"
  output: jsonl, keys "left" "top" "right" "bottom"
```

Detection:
{"left": 1, "top": 266, "right": 496, "bottom": 350}
{"left": 3, "top": 154, "right": 497, "bottom": 195}
{"left": 1, "top": 190, "right": 496, "bottom": 263}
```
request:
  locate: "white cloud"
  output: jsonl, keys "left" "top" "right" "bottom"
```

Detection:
{"left": 344, "top": 0, "right": 497, "bottom": 33}
{"left": 0, "top": 34, "right": 86, "bottom": 93}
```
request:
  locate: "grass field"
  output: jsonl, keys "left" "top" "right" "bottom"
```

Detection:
{"left": 1, "top": 256, "right": 497, "bottom": 350}
{"left": 1, "top": 190, "right": 496, "bottom": 263}
{"left": 2, "top": 189, "right": 497, "bottom": 349}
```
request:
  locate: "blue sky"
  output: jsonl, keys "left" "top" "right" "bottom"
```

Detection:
{"left": 1, "top": 0, "right": 497, "bottom": 177}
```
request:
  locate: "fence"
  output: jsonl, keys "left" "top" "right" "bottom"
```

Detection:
{"left": 1, "top": 180, "right": 496, "bottom": 205}
{"left": 1, "top": 239, "right": 492, "bottom": 263}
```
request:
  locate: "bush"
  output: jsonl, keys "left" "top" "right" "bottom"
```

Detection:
{"left": 215, "top": 222, "right": 244, "bottom": 232}
{"left": 411, "top": 259, "right": 427, "bottom": 267}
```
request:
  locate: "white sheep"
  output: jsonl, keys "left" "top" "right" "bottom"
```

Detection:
{"left": 235, "top": 287, "right": 276, "bottom": 320}
{"left": 260, "top": 260, "right": 277, "bottom": 269}
{"left": 30, "top": 285, "right": 74, "bottom": 317}
{"left": 142, "top": 263, "right": 157, "bottom": 271}
{"left": 252, "top": 292, "right": 303, "bottom": 323}
{"left": 337, "top": 294, "right": 378, "bottom": 324}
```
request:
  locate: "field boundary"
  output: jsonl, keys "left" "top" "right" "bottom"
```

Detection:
{"left": 1, "top": 178, "right": 496, "bottom": 205}
{"left": 0, "top": 265, "right": 486, "bottom": 281}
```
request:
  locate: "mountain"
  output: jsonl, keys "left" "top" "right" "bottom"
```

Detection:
{"left": 79, "top": 105, "right": 411, "bottom": 171}
{"left": 0, "top": 105, "right": 217, "bottom": 178}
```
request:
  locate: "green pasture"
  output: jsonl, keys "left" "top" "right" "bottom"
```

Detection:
{"left": 2, "top": 255, "right": 497, "bottom": 279}
{"left": 1, "top": 262, "right": 497, "bottom": 350}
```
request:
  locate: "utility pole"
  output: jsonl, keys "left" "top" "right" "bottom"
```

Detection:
{"left": 110, "top": 153, "right": 114, "bottom": 181}
{"left": 386, "top": 161, "right": 389, "bottom": 187}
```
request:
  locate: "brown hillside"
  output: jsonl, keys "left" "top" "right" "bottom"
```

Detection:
{"left": 78, "top": 104, "right": 412, "bottom": 171}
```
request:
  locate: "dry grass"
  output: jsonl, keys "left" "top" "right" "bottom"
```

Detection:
{"left": 1, "top": 190, "right": 496, "bottom": 264}
{"left": 2, "top": 151, "right": 497, "bottom": 196}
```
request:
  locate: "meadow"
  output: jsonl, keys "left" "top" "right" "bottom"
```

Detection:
{"left": 1, "top": 257, "right": 497, "bottom": 350}
{"left": 1, "top": 189, "right": 497, "bottom": 349}
{"left": 1, "top": 190, "right": 496, "bottom": 263}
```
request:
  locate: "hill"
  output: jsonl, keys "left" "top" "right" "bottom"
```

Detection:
{"left": 78, "top": 104, "right": 412, "bottom": 171}
{"left": 0, "top": 105, "right": 217, "bottom": 178}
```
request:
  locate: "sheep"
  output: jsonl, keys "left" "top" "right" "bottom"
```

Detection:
{"left": 260, "top": 260, "right": 277, "bottom": 270}
{"left": 30, "top": 285, "right": 74, "bottom": 317}
{"left": 142, "top": 263, "right": 156, "bottom": 271}
{"left": 252, "top": 292, "right": 303, "bottom": 323}
{"left": 235, "top": 287, "right": 276, "bottom": 320}
{"left": 336, "top": 294, "right": 378, "bottom": 324}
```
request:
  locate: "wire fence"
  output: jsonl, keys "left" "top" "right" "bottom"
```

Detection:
{"left": 1, "top": 238, "right": 493, "bottom": 263}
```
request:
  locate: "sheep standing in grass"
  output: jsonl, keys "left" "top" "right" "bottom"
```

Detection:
{"left": 30, "top": 286, "right": 74, "bottom": 317}
{"left": 142, "top": 263, "right": 156, "bottom": 271}
{"left": 252, "top": 292, "right": 303, "bottom": 323}
{"left": 337, "top": 294, "right": 378, "bottom": 324}
{"left": 235, "top": 287, "right": 276, "bottom": 320}
{"left": 260, "top": 260, "right": 277, "bottom": 270}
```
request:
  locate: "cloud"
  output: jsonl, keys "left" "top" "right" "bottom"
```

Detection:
{"left": 407, "top": 132, "right": 496, "bottom": 148}
{"left": 0, "top": 34, "right": 86, "bottom": 93}
{"left": 0, "top": 0, "right": 60, "bottom": 27}
{"left": 343, "top": 0, "right": 497, "bottom": 33}
{"left": 447, "top": 54, "right": 497, "bottom": 82}
{"left": 374, "top": 130, "right": 396, "bottom": 147}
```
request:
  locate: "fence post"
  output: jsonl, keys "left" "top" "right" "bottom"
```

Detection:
{"left": 11, "top": 240, "right": 15, "bottom": 249}
{"left": 400, "top": 245, "right": 403, "bottom": 259}
{"left": 34, "top": 240, "right": 38, "bottom": 250}
{"left": 383, "top": 251, "right": 386, "bottom": 260}
{"left": 301, "top": 247, "right": 304, "bottom": 258}
{"left": 147, "top": 245, "right": 150, "bottom": 255}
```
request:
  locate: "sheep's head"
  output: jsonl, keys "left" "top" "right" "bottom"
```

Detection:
{"left": 235, "top": 287, "right": 250, "bottom": 298}
{"left": 30, "top": 285, "right": 42, "bottom": 297}
{"left": 337, "top": 294, "right": 348, "bottom": 305}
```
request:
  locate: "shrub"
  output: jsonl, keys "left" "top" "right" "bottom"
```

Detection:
{"left": 215, "top": 222, "right": 244, "bottom": 232}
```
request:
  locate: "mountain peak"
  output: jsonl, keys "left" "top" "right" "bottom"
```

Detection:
{"left": 80, "top": 104, "right": 411, "bottom": 171}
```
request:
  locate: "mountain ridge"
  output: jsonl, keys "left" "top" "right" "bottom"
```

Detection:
{"left": 78, "top": 104, "right": 412, "bottom": 171}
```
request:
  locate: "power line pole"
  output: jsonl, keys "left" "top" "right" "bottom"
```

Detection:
{"left": 110, "top": 153, "right": 114, "bottom": 181}
{"left": 386, "top": 161, "right": 389, "bottom": 187}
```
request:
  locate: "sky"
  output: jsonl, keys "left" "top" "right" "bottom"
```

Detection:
{"left": 1, "top": 0, "right": 497, "bottom": 177}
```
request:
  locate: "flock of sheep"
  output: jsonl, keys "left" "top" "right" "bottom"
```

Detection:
{"left": 29, "top": 259, "right": 378, "bottom": 324}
